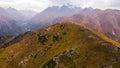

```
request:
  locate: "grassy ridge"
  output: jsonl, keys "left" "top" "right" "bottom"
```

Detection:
{"left": 0, "top": 22, "right": 119, "bottom": 68}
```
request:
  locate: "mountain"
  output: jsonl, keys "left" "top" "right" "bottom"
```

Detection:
{"left": 0, "top": 7, "right": 30, "bottom": 37}
{"left": 0, "top": 7, "right": 11, "bottom": 18}
{"left": 20, "top": 10, "right": 37, "bottom": 19}
{"left": 0, "top": 12, "right": 23, "bottom": 36}
{"left": 26, "top": 5, "right": 120, "bottom": 43}
{"left": 0, "top": 20, "right": 23, "bottom": 36}
{"left": 67, "top": 9, "right": 120, "bottom": 42}
{"left": 1, "top": 6, "right": 120, "bottom": 43}
{"left": 7, "top": 7, "right": 27, "bottom": 22}
{"left": 0, "top": 22, "right": 120, "bottom": 68}
{"left": 27, "top": 5, "right": 82, "bottom": 30}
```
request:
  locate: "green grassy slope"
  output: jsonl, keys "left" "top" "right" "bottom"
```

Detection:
{"left": 0, "top": 22, "right": 120, "bottom": 68}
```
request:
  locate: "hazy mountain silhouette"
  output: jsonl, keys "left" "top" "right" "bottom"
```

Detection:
{"left": 27, "top": 5, "right": 82, "bottom": 30}
{"left": 0, "top": 7, "right": 27, "bottom": 36}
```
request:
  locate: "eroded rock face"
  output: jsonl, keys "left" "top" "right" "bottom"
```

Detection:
{"left": 68, "top": 9, "right": 120, "bottom": 42}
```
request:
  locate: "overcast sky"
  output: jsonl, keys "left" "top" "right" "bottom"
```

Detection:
{"left": 0, "top": 0, "right": 120, "bottom": 12}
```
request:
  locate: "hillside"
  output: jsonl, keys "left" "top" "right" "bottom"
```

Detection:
{"left": 0, "top": 36, "right": 15, "bottom": 48}
{"left": 0, "top": 22, "right": 120, "bottom": 68}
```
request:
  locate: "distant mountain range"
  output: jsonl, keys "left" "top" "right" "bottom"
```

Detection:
{"left": 26, "top": 5, "right": 120, "bottom": 42}
{"left": 0, "top": 8, "right": 22, "bottom": 36}
{"left": 68, "top": 9, "right": 120, "bottom": 42}
{"left": 0, "top": 5, "right": 120, "bottom": 42}
{"left": 27, "top": 5, "right": 82, "bottom": 29}
{"left": 0, "top": 7, "right": 36, "bottom": 36}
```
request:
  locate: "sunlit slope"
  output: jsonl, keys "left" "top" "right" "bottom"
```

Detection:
{"left": 0, "top": 22, "right": 120, "bottom": 68}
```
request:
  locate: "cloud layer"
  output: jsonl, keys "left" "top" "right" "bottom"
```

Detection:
{"left": 0, "top": 0, "right": 120, "bottom": 12}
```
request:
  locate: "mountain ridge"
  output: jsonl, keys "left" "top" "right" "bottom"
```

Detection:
{"left": 24, "top": 5, "right": 120, "bottom": 43}
{"left": 0, "top": 22, "right": 120, "bottom": 68}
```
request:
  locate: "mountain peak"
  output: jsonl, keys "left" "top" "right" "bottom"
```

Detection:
{"left": 83, "top": 7, "right": 93, "bottom": 11}
{"left": 46, "top": 4, "right": 81, "bottom": 10}
{"left": 7, "top": 7, "right": 17, "bottom": 12}
{"left": 61, "top": 4, "right": 81, "bottom": 9}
